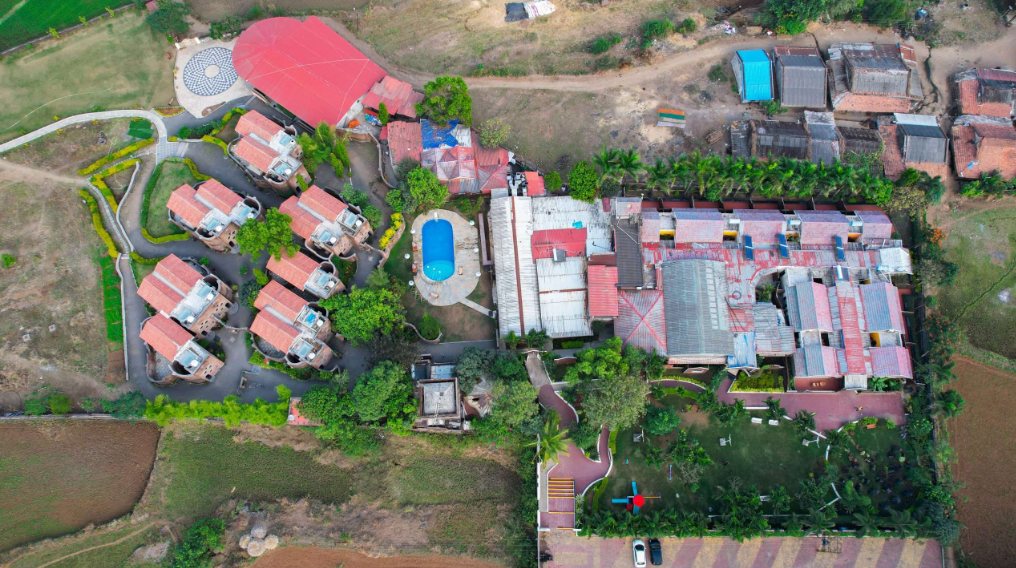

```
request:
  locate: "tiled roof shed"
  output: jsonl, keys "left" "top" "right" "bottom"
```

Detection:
{"left": 266, "top": 250, "right": 323, "bottom": 291}
{"left": 140, "top": 314, "right": 193, "bottom": 360}
{"left": 661, "top": 260, "right": 734, "bottom": 359}
{"left": 732, "top": 50, "right": 773, "bottom": 103}
{"left": 587, "top": 265, "right": 618, "bottom": 318}
{"left": 361, "top": 76, "right": 423, "bottom": 118}
{"left": 167, "top": 184, "right": 211, "bottom": 228}
{"left": 672, "top": 210, "right": 724, "bottom": 243}
{"left": 774, "top": 51, "right": 828, "bottom": 108}
{"left": 251, "top": 311, "right": 301, "bottom": 353}
{"left": 236, "top": 110, "right": 283, "bottom": 141}
{"left": 752, "top": 120, "right": 808, "bottom": 160}
{"left": 954, "top": 67, "right": 1016, "bottom": 118}
{"left": 196, "top": 179, "right": 242, "bottom": 214}
{"left": 734, "top": 209, "right": 785, "bottom": 244}
{"left": 137, "top": 255, "right": 203, "bottom": 315}
{"left": 860, "top": 282, "right": 905, "bottom": 333}
{"left": 951, "top": 116, "right": 1016, "bottom": 180}
{"left": 234, "top": 137, "right": 278, "bottom": 173}
{"left": 870, "top": 346, "right": 913, "bottom": 379}
{"left": 796, "top": 210, "right": 850, "bottom": 245}
{"left": 387, "top": 121, "right": 423, "bottom": 165}
{"left": 255, "top": 280, "right": 309, "bottom": 323}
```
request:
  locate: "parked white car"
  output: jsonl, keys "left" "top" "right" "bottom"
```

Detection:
{"left": 632, "top": 539, "right": 647, "bottom": 567}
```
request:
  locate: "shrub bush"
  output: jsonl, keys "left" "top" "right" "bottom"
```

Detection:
{"left": 362, "top": 205, "right": 382, "bottom": 229}
{"left": 130, "top": 251, "right": 163, "bottom": 264}
{"left": 645, "top": 405, "right": 681, "bottom": 436}
{"left": 544, "top": 171, "right": 562, "bottom": 192}
{"left": 77, "top": 139, "right": 154, "bottom": 175}
{"left": 589, "top": 33, "right": 623, "bottom": 54}
{"left": 1, "top": 254, "right": 15, "bottom": 268}
{"left": 142, "top": 228, "right": 190, "bottom": 243}
{"left": 378, "top": 213, "right": 404, "bottom": 250}
{"left": 729, "top": 371, "right": 784, "bottom": 392}
{"left": 79, "top": 190, "right": 120, "bottom": 258}
{"left": 48, "top": 393, "right": 72, "bottom": 415}
{"left": 641, "top": 19, "right": 673, "bottom": 48}
{"left": 254, "top": 268, "right": 270, "bottom": 286}
{"left": 201, "top": 135, "right": 229, "bottom": 155}
{"left": 144, "top": 385, "right": 292, "bottom": 427}
{"left": 676, "top": 18, "right": 697, "bottom": 34}
{"left": 419, "top": 313, "right": 441, "bottom": 340}
{"left": 560, "top": 340, "right": 585, "bottom": 349}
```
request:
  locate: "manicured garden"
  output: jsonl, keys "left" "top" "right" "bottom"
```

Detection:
{"left": 143, "top": 159, "right": 199, "bottom": 239}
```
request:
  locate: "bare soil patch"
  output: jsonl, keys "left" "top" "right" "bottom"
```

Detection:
{"left": 189, "top": 0, "right": 368, "bottom": 22}
{"left": 950, "top": 356, "right": 1016, "bottom": 568}
{"left": 2, "top": 118, "right": 132, "bottom": 175}
{"left": 0, "top": 420, "right": 160, "bottom": 552}
{"left": 253, "top": 546, "right": 504, "bottom": 568}
{"left": 0, "top": 173, "right": 116, "bottom": 400}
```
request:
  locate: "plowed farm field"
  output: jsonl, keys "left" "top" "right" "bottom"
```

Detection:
{"left": 951, "top": 356, "right": 1016, "bottom": 567}
{"left": 0, "top": 420, "right": 160, "bottom": 552}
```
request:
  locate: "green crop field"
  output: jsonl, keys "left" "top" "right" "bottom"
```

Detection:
{"left": 0, "top": 0, "right": 134, "bottom": 51}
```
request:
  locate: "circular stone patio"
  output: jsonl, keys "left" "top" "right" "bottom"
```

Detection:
{"left": 411, "top": 209, "right": 481, "bottom": 307}
{"left": 173, "top": 39, "right": 253, "bottom": 118}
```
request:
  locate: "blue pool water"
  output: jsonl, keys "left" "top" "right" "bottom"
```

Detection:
{"left": 422, "top": 219, "right": 455, "bottom": 281}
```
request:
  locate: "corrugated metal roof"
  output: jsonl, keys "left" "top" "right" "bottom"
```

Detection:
{"left": 786, "top": 282, "right": 834, "bottom": 331}
{"left": 735, "top": 50, "right": 773, "bottom": 102}
{"left": 613, "top": 218, "right": 643, "bottom": 288}
{"left": 839, "top": 126, "right": 883, "bottom": 155}
{"left": 661, "top": 260, "right": 734, "bottom": 358}
{"left": 531, "top": 196, "right": 613, "bottom": 255}
{"left": 793, "top": 344, "right": 840, "bottom": 378}
{"left": 588, "top": 265, "right": 619, "bottom": 318}
{"left": 870, "top": 346, "right": 913, "bottom": 378}
{"left": 797, "top": 210, "right": 850, "bottom": 245}
{"left": 856, "top": 211, "right": 893, "bottom": 240}
{"left": 899, "top": 126, "right": 948, "bottom": 164}
{"left": 835, "top": 279, "right": 867, "bottom": 375}
{"left": 730, "top": 120, "right": 751, "bottom": 158}
{"left": 536, "top": 256, "right": 586, "bottom": 292}
{"left": 616, "top": 289, "right": 667, "bottom": 356}
{"left": 735, "top": 209, "right": 785, "bottom": 244}
{"left": 490, "top": 195, "right": 542, "bottom": 336}
{"left": 753, "top": 303, "right": 796, "bottom": 355}
{"left": 539, "top": 290, "right": 591, "bottom": 338}
{"left": 860, "top": 282, "right": 905, "bottom": 332}
{"left": 753, "top": 120, "right": 808, "bottom": 160}
{"left": 531, "top": 228, "right": 586, "bottom": 260}
{"left": 776, "top": 55, "right": 827, "bottom": 107}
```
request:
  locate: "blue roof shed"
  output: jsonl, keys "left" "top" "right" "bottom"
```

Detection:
{"left": 732, "top": 50, "right": 773, "bottom": 102}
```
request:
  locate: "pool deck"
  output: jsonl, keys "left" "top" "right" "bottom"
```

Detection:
{"left": 412, "top": 209, "right": 481, "bottom": 307}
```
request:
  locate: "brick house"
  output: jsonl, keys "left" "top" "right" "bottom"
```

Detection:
{"left": 166, "top": 179, "right": 264, "bottom": 252}
{"left": 952, "top": 68, "right": 1016, "bottom": 119}
{"left": 266, "top": 250, "right": 345, "bottom": 299}
{"left": 250, "top": 280, "right": 334, "bottom": 369}
{"left": 278, "top": 185, "right": 371, "bottom": 259}
{"left": 140, "top": 313, "right": 224, "bottom": 384}
{"left": 228, "top": 110, "right": 311, "bottom": 193}
{"left": 951, "top": 115, "right": 1016, "bottom": 180}
{"left": 136, "top": 254, "right": 233, "bottom": 337}
{"left": 827, "top": 43, "right": 921, "bottom": 113}
{"left": 878, "top": 114, "right": 950, "bottom": 180}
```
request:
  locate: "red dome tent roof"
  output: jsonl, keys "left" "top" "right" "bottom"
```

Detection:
{"left": 231, "top": 16, "right": 386, "bottom": 127}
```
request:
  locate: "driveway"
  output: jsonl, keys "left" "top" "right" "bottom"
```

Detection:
{"left": 540, "top": 532, "right": 942, "bottom": 568}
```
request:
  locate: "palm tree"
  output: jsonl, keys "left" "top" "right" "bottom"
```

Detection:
{"left": 643, "top": 511, "right": 665, "bottom": 538}
{"left": 670, "top": 156, "right": 692, "bottom": 195}
{"left": 593, "top": 146, "right": 622, "bottom": 185}
{"left": 824, "top": 429, "right": 849, "bottom": 450}
{"left": 804, "top": 507, "right": 835, "bottom": 536}
{"left": 528, "top": 412, "right": 571, "bottom": 463}
{"left": 617, "top": 147, "right": 646, "bottom": 187}
{"left": 792, "top": 410, "right": 816, "bottom": 434}
{"left": 764, "top": 396, "right": 785, "bottom": 421}
{"left": 679, "top": 511, "right": 709, "bottom": 537}
{"left": 853, "top": 511, "right": 882, "bottom": 538}
{"left": 934, "top": 390, "right": 965, "bottom": 418}
{"left": 889, "top": 509, "right": 918, "bottom": 539}
{"left": 645, "top": 158, "right": 670, "bottom": 194}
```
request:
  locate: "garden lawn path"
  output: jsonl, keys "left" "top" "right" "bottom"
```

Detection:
{"left": 717, "top": 378, "right": 905, "bottom": 431}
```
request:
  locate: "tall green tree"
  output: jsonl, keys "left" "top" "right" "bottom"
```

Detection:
{"left": 568, "top": 160, "right": 600, "bottom": 202}
{"left": 405, "top": 166, "right": 449, "bottom": 211}
{"left": 583, "top": 372, "right": 649, "bottom": 430}
{"left": 416, "top": 76, "right": 473, "bottom": 125}
{"left": 319, "top": 285, "right": 405, "bottom": 345}
{"left": 147, "top": 0, "right": 191, "bottom": 36}
{"left": 235, "top": 208, "right": 298, "bottom": 260}
{"left": 167, "top": 518, "right": 224, "bottom": 568}
{"left": 377, "top": 102, "right": 390, "bottom": 125}
{"left": 529, "top": 412, "right": 571, "bottom": 463}
{"left": 488, "top": 379, "right": 540, "bottom": 431}
{"left": 352, "top": 361, "right": 416, "bottom": 431}
{"left": 455, "top": 347, "right": 496, "bottom": 393}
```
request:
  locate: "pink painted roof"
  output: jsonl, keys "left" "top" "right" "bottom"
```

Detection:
{"left": 672, "top": 210, "right": 724, "bottom": 243}
{"left": 232, "top": 17, "right": 385, "bottom": 127}
{"left": 251, "top": 311, "right": 300, "bottom": 353}
{"left": 835, "top": 280, "right": 867, "bottom": 375}
{"left": 734, "top": 209, "right": 785, "bottom": 244}
{"left": 278, "top": 195, "right": 319, "bottom": 240}
{"left": 140, "top": 314, "right": 192, "bottom": 360}
{"left": 166, "top": 184, "right": 210, "bottom": 228}
{"left": 587, "top": 265, "right": 619, "bottom": 318}
{"left": 531, "top": 228, "right": 586, "bottom": 260}
{"left": 155, "top": 254, "right": 202, "bottom": 293}
{"left": 301, "top": 185, "right": 347, "bottom": 222}
{"left": 254, "top": 279, "right": 308, "bottom": 322}
{"left": 797, "top": 210, "right": 850, "bottom": 245}
{"left": 856, "top": 211, "right": 894, "bottom": 240}
{"left": 196, "top": 179, "right": 242, "bottom": 214}
{"left": 870, "top": 346, "right": 913, "bottom": 378}
{"left": 525, "top": 171, "right": 545, "bottom": 196}
{"left": 361, "top": 75, "right": 423, "bottom": 118}
{"left": 234, "top": 136, "right": 278, "bottom": 173}
{"left": 235, "top": 110, "right": 283, "bottom": 141}
{"left": 387, "top": 121, "right": 422, "bottom": 164}
{"left": 266, "top": 250, "right": 321, "bottom": 291}
{"left": 616, "top": 289, "right": 667, "bottom": 356}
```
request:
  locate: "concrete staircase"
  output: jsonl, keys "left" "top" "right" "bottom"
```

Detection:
{"left": 545, "top": 477, "right": 576, "bottom": 530}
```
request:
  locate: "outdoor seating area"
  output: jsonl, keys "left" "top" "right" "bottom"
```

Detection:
{"left": 410, "top": 209, "right": 481, "bottom": 307}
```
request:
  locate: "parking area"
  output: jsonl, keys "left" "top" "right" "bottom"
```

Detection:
{"left": 540, "top": 532, "right": 942, "bottom": 568}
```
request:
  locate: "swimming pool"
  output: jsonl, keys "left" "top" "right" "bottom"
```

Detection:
{"left": 422, "top": 219, "right": 455, "bottom": 281}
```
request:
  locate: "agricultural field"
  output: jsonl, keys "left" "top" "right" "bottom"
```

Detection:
{"left": 1, "top": 118, "right": 133, "bottom": 175}
{"left": 0, "top": 0, "right": 134, "bottom": 51}
{"left": 934, "top": 203, "right": 1016, "bottom": 359}
{"left": 0, "top": 175, "right": 117, "bottom": 401}
{"left": 950, "top": 356, "right": 1016, "bottom": 568}
{"left": 145, "top": 160, "right": 198, "bottom": 238}
{"left": 188, "top": 0, "right": 369, "bottom": 23}
{"left": 0, "top": 11, "right": 174, "bottom": 144}
{"left": 0, "top": 420, "right": 160, "bottom": 552}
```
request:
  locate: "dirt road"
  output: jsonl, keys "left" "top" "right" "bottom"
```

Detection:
{"left": 0, "top": 159, "right": 84, "bottom": 185}
{"left": 253, "top": 547, "right": 504, "bottom": 568}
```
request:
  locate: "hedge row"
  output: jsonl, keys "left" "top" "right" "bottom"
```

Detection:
{"left": 89, "top": 158, "right": 140, "bottom": 214}
{"left": 144, "top": 385, "right": 292, "bottom": 427}
{"left": 142, "top": 228, "right": 190, "bottom": 244}
{"left": 77, "top": 138, "right": 154, "bottom": 175}
{"left": 130, "top": 251, "right": 164, "bottom": 265}
{"left": 176, "top": 107, "right": 248, "bottom": 139}
{"left": 201, "top": 135, "right": 229, "bottom": 156}
{"left": 79, "top": 189, "right": 120, "bottom": 258}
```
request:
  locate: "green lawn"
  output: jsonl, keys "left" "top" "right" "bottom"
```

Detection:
{"left": 147, "top": 425, "right": 353, "bottom": 520}
{"left": 0, "top": 11, "right": 174, "bottom": 143}
{"left": 597, "top": 397, "right": 824, "bottom": 515}
{"left": 0, "top": 0, "right": 134, "bottom": 51}
{"left": 6, "top": 523, "right": 159, "bottom": 568}
{"left": 935, "top": 205, "right": 1016, "bottom": 359}
{"left": 827, "top": 422, "right": 916, "bottom": 518}
{"left": 146, "top": 161, "right": 196, "bottom": 238}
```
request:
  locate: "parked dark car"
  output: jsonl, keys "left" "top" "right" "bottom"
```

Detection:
{"left": 648, "top": 538, "right": 662, "bottom": 566}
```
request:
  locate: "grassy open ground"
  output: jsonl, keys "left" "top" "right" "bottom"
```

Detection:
{"left": 145, "top": 161, "right": 196, "bottom": 238}
{"left": 0, "top": 176, "right": 115, "bottom": 401}
{"left": 0, "top": 0, "right": 134, "bottom": 51}
{"left": 188, "top": 0, "right": 369, "bottom": 22}
{"left": 950, "top": 356, "right": 1016, "bottom": 568}
{"left": 0, "top": 421, "right": 160, "bottom": 553}
{"left": 1, "top": 118, "right": 132, "bottom": 175}
{"left": 0, "top": 11, "right": 174, "bottom": 144}
{"left": 4, "top": 521, "right": 160, "bottom": 568}
{"left": 935, "top": 203, "right": 1016, "bottom": 360}
{"left": 385, "top": 213, "right": 497, "bottom": 342}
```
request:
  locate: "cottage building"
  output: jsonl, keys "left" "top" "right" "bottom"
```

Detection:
{"left": 166, "top": 179, "right": 263, "bottom": 252}
{"left": 951, "top": 115, "right": 1016, "bottom": 180}
{"left": 827, "top": 43, "right": 921, "bottom": 113}
{"left": 773, "top": 46, "right": 827, "bottom": 108}
{"left": 137, "top": 254, "right": 233, "bottom": 337}
{"left": 804, "top": 111, "right": 840, "bottom": 165}
{"left": 361, "top": 76, "right": 424, "bottom": 120}
{"left": 731, "top": 49, "right": 773, "bottom": 103}
{"left": 411, "top": 360, "right": 467, "bottom": 433}
{"left": 878, "top": 114, "right": 949, "bottom": 180}
{"left": 952, "top": 68, "right": 1016, "bottom": 119}
{"left": 229, "top": 110, "right": 309, "bottom": 193}
{"left": 250, "top": 280, "right": 334, "bottom": 369}
{"left": 266, "top": 250, "right": 345, "bottom": 299}
{"left": 750, "top": 119, "right": 809, "bottom": 160}
{"left": 140, "top": 314, "right": 224, "bottom": 384}
{"left": 278, "top": 185, "right": 371, "bottom": 258}
{"left": 385, "top": 120, "right": 511, "bottom": 195}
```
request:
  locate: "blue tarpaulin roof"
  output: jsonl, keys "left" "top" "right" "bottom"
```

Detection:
{"left": 421, "top": 119, "right": 462, "bottom": 149}
{"left": 737, "top": 50, "right": 772, "bottom": 102}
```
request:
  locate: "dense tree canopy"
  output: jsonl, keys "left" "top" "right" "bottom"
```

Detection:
{"left": 320, "top": 285, "right": 405, "bottom": 345}
{"left": 568, "top": 160, "right": 599, "bottom": 202}
{"left": 352, "top": 361, "right": 417, "bottom": 429}
{"left": 147, "top": 0, "right": 191, "bottom": 36}
{"left": 235, "top": 208, "right": 298, "bottom": 261}
{"left": 583, "top": 372, "right": 650, "bottom": 430}
{"left": 415, "top": 76, "right": 473, "bottom": 125}
{"left": 405, "top": 166, "right": 449, "bottom": 212}
{"left": 455, "top": 347, "right": 496, "bottom": 393}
